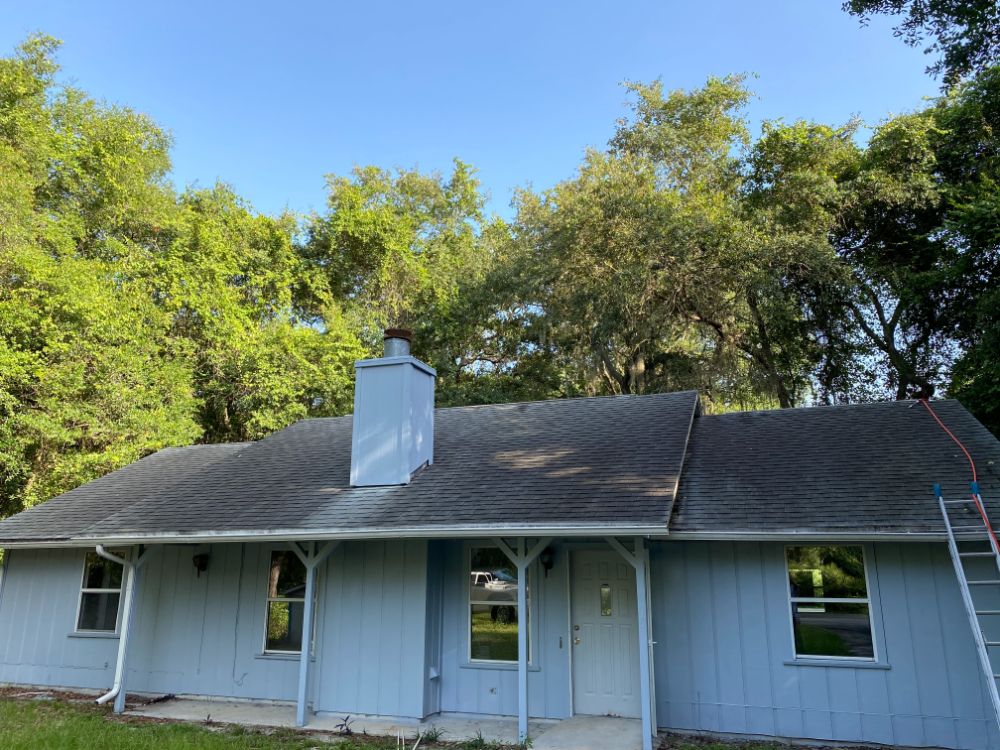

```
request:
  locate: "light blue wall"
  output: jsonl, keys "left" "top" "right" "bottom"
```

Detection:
{"left": 2, "top": 537, "right": 999, "bottom": 750}
{"left": 0, "top": 548, "right": 119, "bottom": 690}
{"left": 0, "top": 540, "right": 432, "bottom": 718}
{"left": 650, "top": 541, "right": 1000, "bottom": 750}
{"left": 312, "top": 539, "right": 430, "bottom": 718}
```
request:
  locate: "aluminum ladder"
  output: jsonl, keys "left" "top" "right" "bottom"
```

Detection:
{"left": 937, "top": 481, "right": 1000, "bottom": 728}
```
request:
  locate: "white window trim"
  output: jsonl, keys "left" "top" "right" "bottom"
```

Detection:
{"left": 467, "top": 544, "right": 532, "bottom": 665}
{"left": 784, "top": 543, "right": 878, "bottom": 663}
{"left": 261, "top": 549, "right": 314, "bottom": 656}
{"left": 74, "top": 550, "right": 125, "bottom": 635}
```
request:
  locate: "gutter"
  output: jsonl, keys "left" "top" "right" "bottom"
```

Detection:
{"left": 0, "top": 523, "right": 674, "bottom": 549}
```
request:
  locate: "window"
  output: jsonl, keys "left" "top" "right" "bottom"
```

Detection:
{"left": 468, "top": 547, "right": 527, "bottom": 662}
{"left": 264, "top": 550, "right": 307, "bottom": 653}
{"left": 77, "top": 551, "right": 124, "bottom": 632}
{"left": 786, "top": 546, "right": 875, "bottom": 660}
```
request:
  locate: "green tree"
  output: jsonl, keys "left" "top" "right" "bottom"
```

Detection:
{"left": 844, "top": 0, "right": 1000, "bottom": 85}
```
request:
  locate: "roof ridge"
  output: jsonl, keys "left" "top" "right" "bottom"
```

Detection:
{"left": 697, "top": 398, "right": 964, "bottom": 419}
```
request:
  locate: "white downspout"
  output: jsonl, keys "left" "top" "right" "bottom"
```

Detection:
{"left": 95, "top": 545, "right": 141, "bottom": 711}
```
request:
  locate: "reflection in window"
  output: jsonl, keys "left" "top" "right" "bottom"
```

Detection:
{"left": 787, "top": 546, "right": 874, "bottom": 659}
{"left": 469, "top": 547, "right": 527, "bottom": 662}
{"left": 600, "top": 584, "right": 612, "bottom": 616}
{"left": 265, "top": 550, "right": 307, "bottom": 653}
{"left": 77, "top": 551, "right": 124, "bottom": 632}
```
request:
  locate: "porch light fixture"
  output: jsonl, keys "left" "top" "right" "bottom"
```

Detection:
{"left": 538, "top": 547, "right": 554, "bottom": 577}
{"left": 192, "top": 553, "right": 209, "bottom": 577}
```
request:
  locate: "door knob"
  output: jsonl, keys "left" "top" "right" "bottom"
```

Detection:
{"left": 573, "top": 637, "right": 582, "bottom": 645}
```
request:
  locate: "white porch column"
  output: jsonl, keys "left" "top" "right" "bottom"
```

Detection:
{"left": 289, "top": 540, "right": 339, "bottom": 727}
{"left": 607, "top": 536, "right": 655, "bottom": 750}
{"left": 94, "top": 545, "right": 156, "bottom": 714}
{"left": 493, "top": 536, "right": 552, "bottom": 744}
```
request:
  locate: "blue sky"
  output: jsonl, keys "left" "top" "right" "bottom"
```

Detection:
{"left": 2, "top": 1, "right": 935, "bottom": 218}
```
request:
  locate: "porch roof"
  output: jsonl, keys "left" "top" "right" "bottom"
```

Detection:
{"left": 0, "top": 392, "right": 698, "bottom": 546}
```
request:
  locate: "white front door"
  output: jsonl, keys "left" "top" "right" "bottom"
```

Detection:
{"left": 570, "top": 550, "right": 641, "bottom": 718}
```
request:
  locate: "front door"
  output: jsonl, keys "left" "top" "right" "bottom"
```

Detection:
{"left": 570, "top": 550, "right": 641, "bottom": 718}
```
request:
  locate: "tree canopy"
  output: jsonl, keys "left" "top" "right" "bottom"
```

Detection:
{"left": 0, "top": 34, "right": 998, "bottom": 518}
{"left": 844, "top": 0, "right": 1000, "bottom": 85}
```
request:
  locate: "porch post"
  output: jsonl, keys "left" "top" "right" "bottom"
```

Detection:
{"left": 516, "top": 538, "right": 529, "bottom": 744}
{"left": 291, "top": 540, "right": 339, "bottom": 727}
{"left": 492, "top": 536, "right": 551, "bottom": 744}
{"left": 607, "top": 536, "right": 654, "bottom": 750}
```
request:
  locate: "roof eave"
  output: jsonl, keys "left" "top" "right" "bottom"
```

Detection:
{"left": 0, "top": 522, "right": 673, "bottom": 548}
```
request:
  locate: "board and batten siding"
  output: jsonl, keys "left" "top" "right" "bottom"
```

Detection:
{"left": 650, "top": 540, "right": 1000, "bottom": 750}
{"left": 0, "top": 541, "right": 433, "bottom": 718}
{"left": 0, "top": 548, "right": 120, "bottom": 689}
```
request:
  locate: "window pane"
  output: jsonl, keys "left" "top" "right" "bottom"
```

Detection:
{"left": 77, "top": 592, "right": 120, "bottom": 631}
{"left": 787, "top": 546, "right": 867, "bottom": 599}
{"left": 470, "top": 603, "right": 518, "bottom": 661}
{"left": 83, "top": 552, "right": 123, "bottom": 590}
{"left": 792, "top": 602, "right": 874, "bottom": 658}
{"left": 266, "top": 600, "right": 304, "bottom": 652}
{"left": 268, "top": 551, "right": 307, "bottom": 598}
{"left": 600, "top": 584, "right": 612, "bottom": 616}
{"left": 469, "top": 548, "right": 518, "bottom": 603}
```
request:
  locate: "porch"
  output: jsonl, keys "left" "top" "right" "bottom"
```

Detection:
{"left": 129, "top": 696, "right": 645, "bottom": 750}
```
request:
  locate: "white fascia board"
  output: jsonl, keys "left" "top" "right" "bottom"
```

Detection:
{"left": 666, "top": 530, "right": 948, "bottom": 542}
{"left": 2, "top": 527, "right": 952, "bottom": 549}
{"left": 0, "top": 523, "right": 672, "bottom": 548}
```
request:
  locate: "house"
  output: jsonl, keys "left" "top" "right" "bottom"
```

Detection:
{"left": 1, "top": 330, "right": 1000, "bottom": 750}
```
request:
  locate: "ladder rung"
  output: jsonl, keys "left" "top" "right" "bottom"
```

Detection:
{"left": 960, "top": 552, "right": 996, "bottom": 557}
{"left": 945, "top": 499, "right": 979, "bottom": 504}
{"left": 952, "top": 526, "right": 987, "bottom": 531}
{"left": 985, "top": 641, "right": 1000, "bottom": 646}
{"left": 977, "top": 610, "right": 1000, "bottom": 615}
{"left": 967, "top": 580, "right": 1000, "bottom": 585}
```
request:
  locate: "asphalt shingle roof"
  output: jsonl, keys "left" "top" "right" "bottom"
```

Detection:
{"left": 0, "top": 392, "right": 699, "bottom": 544}
{"left": 672, "top": 399, "right": 1000, "bottom": 535}
{"left": 1, "top": 392, "right": 998, "bottom": 545}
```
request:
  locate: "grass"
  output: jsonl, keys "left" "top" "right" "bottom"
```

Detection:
{"left": 0, "top": 696, "right": 527, "bottom": 750}
{"left": 0, "top": 694, "right": 867, "bottom": 750}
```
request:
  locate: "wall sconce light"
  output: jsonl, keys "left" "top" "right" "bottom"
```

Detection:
{"left": 192, "top": 553, "right": 209, "bottom": 577}
{"left": 539, "top": 547, "right": 555, "bottom": 577}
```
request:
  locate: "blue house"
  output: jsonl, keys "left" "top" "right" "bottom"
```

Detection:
{"left": 2, "top": 331, "right": 1000, "bottom": 750}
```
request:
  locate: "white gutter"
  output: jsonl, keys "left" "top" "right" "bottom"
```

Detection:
{"left": 0, "top": 523, "right": 673, "bottom": 549}
{"left": 0, "top": 527, "right": 953, "bottom": 550}
{"left": 95, "top": 545, "right": 152, "bottom": 712}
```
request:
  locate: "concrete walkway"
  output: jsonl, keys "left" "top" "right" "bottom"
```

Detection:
{"left": 129, "top": 697, "right": 643, "bottom": 749}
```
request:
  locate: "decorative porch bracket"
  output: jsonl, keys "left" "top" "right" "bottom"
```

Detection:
{"left": 288, "top": 540, "right": 339, "bottom": 727}
{"left": 607, "top": 536, "right": 655, "bottom": 750}
{"left": 95, "top": 544, "right": 158, "bottom": 714}
{"left": 493, "top": 536, "right": 552, "bottom": 744}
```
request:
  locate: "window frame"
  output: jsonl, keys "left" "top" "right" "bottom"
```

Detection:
{"left": 74, "top": 550, "right": 126, "bottom": 635}
{"left": 784, "top": 543, "right": 878, "bottom": 663}
{"left": 467, "top": 544, "right": 532, "bottom": 665}
{"left": 261, "top": 548, "right": 315, "bottom": 656}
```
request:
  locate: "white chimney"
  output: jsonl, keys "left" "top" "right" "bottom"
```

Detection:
{"left": 350, "top": 329, "right": 436, "bottom": 486}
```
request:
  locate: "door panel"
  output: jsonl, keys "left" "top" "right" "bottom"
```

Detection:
{"left": 570, "top": 550, "right": 641, "bottom": 718}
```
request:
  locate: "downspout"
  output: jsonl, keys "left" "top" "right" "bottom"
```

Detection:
{"left": 95, "top": 545, "right": 144, "bottom": 712}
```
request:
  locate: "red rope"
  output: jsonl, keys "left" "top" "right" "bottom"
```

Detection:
{"left": 918, "top": 398, "right": 997, "bottom": 550}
